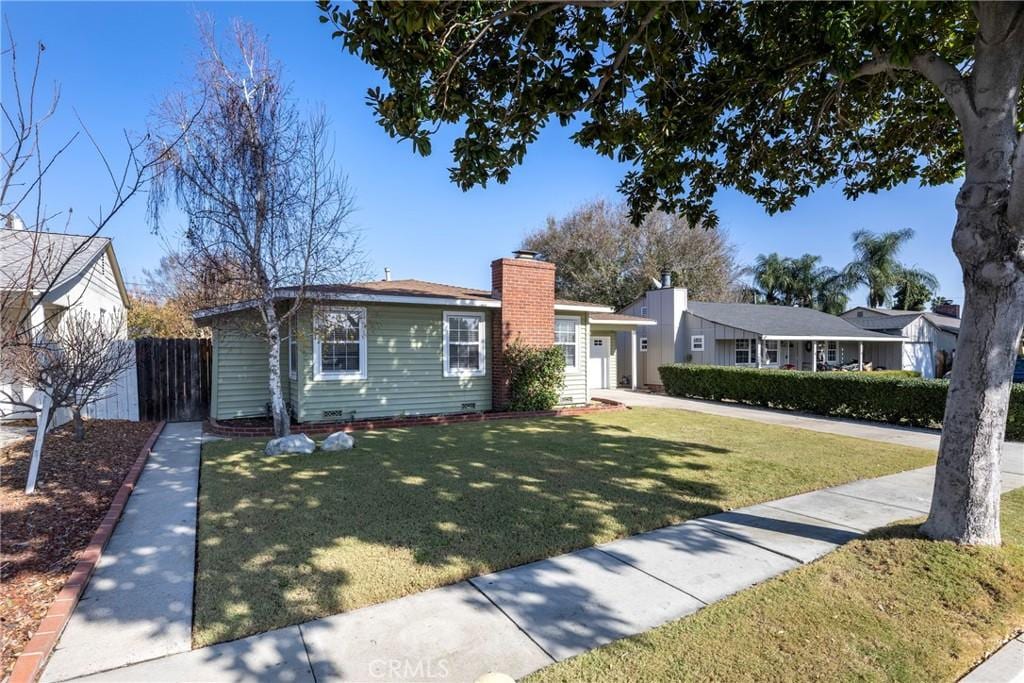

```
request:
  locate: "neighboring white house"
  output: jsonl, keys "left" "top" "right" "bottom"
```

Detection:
{"left": 840, "top": 306, "right": 960, "bottom": 378}
{"left": 616, "top": 277, "right": 906, "bottom": 388}
{"left": 0, "top": 226, "right": 137, "bottom": 423}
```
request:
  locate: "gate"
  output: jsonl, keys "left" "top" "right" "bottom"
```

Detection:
{"left": 135, "top": 337, "right": 212, "bottom": 422}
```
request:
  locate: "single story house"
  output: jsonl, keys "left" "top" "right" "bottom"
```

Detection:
{"left": 840, "top": 306, "right": 960, "bottom": 378}
{"left": 0, "top": 225, "right": 133, "bottom": 422}
{"left": 194, "top": 251, "right": 654, "bottom": 423}
{"left": 616, "top": 277, "right": 905, "bottom": 388}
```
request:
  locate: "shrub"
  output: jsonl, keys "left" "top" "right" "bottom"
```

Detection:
{"left": 504, "top": 341, "right": 566, "bottom": 412}
{"left": 658, "top": 364, "right": 1024, "bottom": 441}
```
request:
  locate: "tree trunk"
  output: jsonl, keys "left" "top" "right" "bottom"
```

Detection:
{"left": 72, "top": 406, "right": 85, "bottom": 442}
{"left": 262, "top": 302, "right": 290, "bottom": 438}
{"left": 922, "top": 89, "right": 1024, "bottom": 544}
{"left": 921, "top": 271, "right": 1023, "bottom": 544}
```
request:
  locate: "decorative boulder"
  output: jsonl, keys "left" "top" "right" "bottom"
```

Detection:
{"left": 321, "top": 431, "right": 355, "bottom": 451}
{"left": 265, "top": 433, "right": 316, "bottom": 456}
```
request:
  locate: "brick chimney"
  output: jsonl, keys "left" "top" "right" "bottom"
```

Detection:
{"left": 490, "top": 251, "right": 555, "bottom": 409}
{"left": 933, "top": 302, "right": 960, "bottom": 319}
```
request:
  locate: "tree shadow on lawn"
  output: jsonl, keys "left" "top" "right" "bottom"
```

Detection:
{"left": 194, "top": 414, "right": 738, "bottom": 645}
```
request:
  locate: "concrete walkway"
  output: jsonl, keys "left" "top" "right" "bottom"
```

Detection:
{"left": 45, "top": 423, "right": 1024, "bottom": 681}
{"left": 42, "top": 423, "right": 202, "bottom": 683}
{"left": 961, "top": 634, "right": 1024, "bottom": 682}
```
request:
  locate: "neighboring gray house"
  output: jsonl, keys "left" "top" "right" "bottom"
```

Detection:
{"left": 616, "top": 282, "right": 904, "bottom": 388}
{"left": 841, "top": 306, "right": 960, "bottom": 378}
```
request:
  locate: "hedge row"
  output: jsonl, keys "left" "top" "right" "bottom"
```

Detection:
{"left": 658, "top": 364, "right": 1024, "bottom": 441}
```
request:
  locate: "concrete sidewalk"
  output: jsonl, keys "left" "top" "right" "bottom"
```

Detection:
{"left": 48, "top": 453, "right": 1024, "bottom": 681}
{"left": 42, "top": 423, "right": 202, "bottom": 683}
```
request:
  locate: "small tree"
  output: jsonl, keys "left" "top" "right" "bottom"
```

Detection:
{"left": 6, "top": 309, "right": 135, "bottom": 491}
{"left": 149, "top": 19, "right": 361, "bottom": 437}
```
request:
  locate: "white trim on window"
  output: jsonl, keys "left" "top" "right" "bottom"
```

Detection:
{"left": 691, "top": 335, "right": 705, "bottom": 351}
{"left": 287, "top": 317, "right": 298, "bottom": 380}
{"left": 443, "top": 311, "right": 486, "bottom": 378}
{"left": 826, "top": 340, "right": 838, "bottom": 362}
{"left": 313, "top": 306, "right": 367, "bottom": 380}
{"left": 735, "top": 338, "right": 753, "bottom": 365}
{"left": 764, "top": 339, "right": 779, "bottom": 365}
{"left": 555, "top": 315, "right": 581, "bottom": 372}
{"left": 640, "top": 305, "right": 648, "bottom": 317}
{"left": 640, "top": 337, "right": 649, "bottom": 352}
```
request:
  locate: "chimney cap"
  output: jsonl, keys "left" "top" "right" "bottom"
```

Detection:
{"left": 512, "top": 249, "right": 540, "bottom": 260}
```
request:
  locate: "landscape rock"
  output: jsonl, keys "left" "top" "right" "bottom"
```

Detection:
{"left": 322, "top": 431, "right": 355, "bottom": 451}
{"left": 265, "top": 433, "right": 316, "bottom": 456}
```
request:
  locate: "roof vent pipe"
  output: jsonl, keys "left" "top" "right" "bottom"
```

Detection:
{"left": 512, "top": 249, "right": 539, "bottom": 260}
{"left": 660, "top": 268, "right": 672, "bottom": 289}
{"left": 384, "top": 267, "right": 392, "bottom": 281}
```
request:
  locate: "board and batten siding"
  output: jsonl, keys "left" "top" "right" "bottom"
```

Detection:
{"left": 295, "top": 303, "right": 493, "bottom": 422}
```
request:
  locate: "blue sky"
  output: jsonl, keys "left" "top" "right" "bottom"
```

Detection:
{"left": 2, "top": 1, "right": 965, "bottom": 304}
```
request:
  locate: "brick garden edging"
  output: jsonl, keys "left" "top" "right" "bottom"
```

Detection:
{"left": 8, "top": 421, "right": 167, "bottom": 683}
{"left": 205, "top": 398, "right": 626, "bottom": 438}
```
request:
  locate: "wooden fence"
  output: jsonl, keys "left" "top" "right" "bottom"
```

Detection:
{"left": 135, "top": 337, "right": 212, "bottom": 422}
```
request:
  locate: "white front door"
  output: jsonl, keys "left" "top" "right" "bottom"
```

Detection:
{"left": 589, "top": 336, "right": 611, "bottom": 389}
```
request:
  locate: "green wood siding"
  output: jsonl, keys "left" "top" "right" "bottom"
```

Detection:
{"left": 294, "top": 303, "right": 492, "bottom": 422}
{"left": 211, "top": 322, "right": 271, "bottom": 419}
{"left": 558, "top": 313, "right": 589, "bottom": 405}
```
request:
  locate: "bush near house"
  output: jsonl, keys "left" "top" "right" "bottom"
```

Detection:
{"left": 658, "top": 365, "right": 1024, "bottom": 440}
{"left": 504, "top": 341, "right": 566, "bottom": 412}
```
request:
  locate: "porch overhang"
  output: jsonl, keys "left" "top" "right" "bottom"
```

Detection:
{"left": 760, "top": 334, "right": 906, "bottom": 342}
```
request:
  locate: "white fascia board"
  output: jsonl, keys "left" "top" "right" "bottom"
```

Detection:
{"left": 555, "top": 303, "right": 614, "bottom": 313}
{"left": 589, "top": 319, "right": 659, "bottom": 326}
{"left": 283, "top": 290, "right": 501, "bottom": 308}
{"left": 760, "top": 334, "right": 907, "bottom": 342}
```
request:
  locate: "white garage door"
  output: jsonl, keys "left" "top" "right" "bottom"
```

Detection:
{"left": 902, "top": 342, "right": 935, "bottom": 378}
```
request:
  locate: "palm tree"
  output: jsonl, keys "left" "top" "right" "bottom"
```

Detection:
{"left": 814, "top": 266, "right": 858, "bottom": 315}
{"left": 751, "top": 253, "right": 791, "bottom": 304}
{"left": 847, "top": 228, "right": 916, "bottom": 307}
{"left": 893, "top": 266, "right": 940, "bottom": 310}
{"left": 785, "top": 254, "right": 823, "bottom": 307}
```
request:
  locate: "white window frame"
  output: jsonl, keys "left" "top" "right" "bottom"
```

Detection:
{"left": 640, "top": 337, "right": 649, "bottom": 352}
{"left": 287, "top": 317, "right": 298, "bottom": 380}
{"left": 313, "top": 306, "right": 367, "bottom": 381}
{"left": 443, "top": 311, "right": 487, "bottom": 378}
{"left": 764, "top": 339, "right": 779, "bottom": 365}
{"left": 555, "top": 315, "right": 581, "bottom": 372}
{"left": 640, "top": 305, "right": 648, "bottom": 317}
{"left": 826, "top": 340, "right": 838, "bottom": 363}
{"left": 735, "top": 338, "right": 753, "bottom": 365}
{"left": 691, "top": 335, "right": 705, "bottom": 351}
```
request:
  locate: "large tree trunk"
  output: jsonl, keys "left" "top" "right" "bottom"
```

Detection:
{"left": 262, "top": 302, "right": 291, "bottom": 438}
{"left": 921, "top": 268, "right": 1023, "bottom": 544}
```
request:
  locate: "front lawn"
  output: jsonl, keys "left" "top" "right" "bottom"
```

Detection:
{"left": 195, "top": 407, "right": 934, "bottom": 647}
{"left": 528, "top": 488, "right": 1024, "bottom": 682}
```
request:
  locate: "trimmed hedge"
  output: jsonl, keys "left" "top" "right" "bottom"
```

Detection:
{"left": 505, "top": 341, "right": 567, "bottom": 412}
{"left": 658, "top": 364, "right": 1024, "bottom": 441}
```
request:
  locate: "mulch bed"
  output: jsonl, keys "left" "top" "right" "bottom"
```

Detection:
{"left": 0, "top": 420, "right": 159, "bottom": 678}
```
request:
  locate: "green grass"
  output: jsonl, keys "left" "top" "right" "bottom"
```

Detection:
{"left": 194, "top": 407, "right": 934, "bottom": 647}
{"left": 527, "top": 489, "right": 1024, "bottom": 683}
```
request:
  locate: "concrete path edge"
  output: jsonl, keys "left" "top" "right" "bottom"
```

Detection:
{"left": 8, "top": 421, "right": 166, "bottom": 683}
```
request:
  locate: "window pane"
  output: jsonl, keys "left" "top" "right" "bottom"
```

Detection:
{"left": 562, "top": 344, "right": 576, "bottom": 367}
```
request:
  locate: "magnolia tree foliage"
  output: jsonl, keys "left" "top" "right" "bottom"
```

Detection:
{"left": 322, "top": 1, "right": 1024, "bottom": 545}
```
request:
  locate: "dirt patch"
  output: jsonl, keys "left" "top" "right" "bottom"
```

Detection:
{"left": 0, "top": 420, "right": 160, "bottom": 678}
